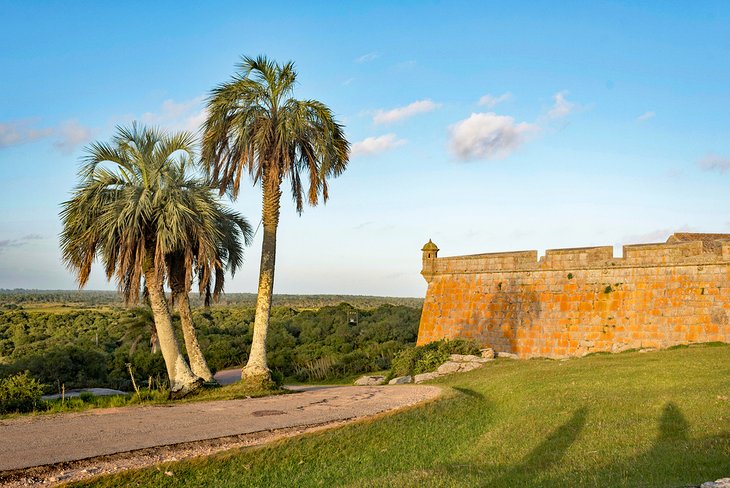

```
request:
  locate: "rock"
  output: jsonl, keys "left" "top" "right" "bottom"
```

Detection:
{"left": 413, "top": 372, "right": 441, "bottom": 383}
{"left": 449, "top": 354, "right": 487, "bottom": 363}
{"left": 480, "top": 348, "right": 495, "bottom": 359}
{"left": 388, "top": 375, "right": 412, "bottom": 385}
{"left": 436, "top": 361, "right": 463, "bottom": 375}
{"left": 354, "top": 375, "right": 385, "bottom": 386}
{"left": 701, "top": 478, "right": 730, "bottom": 488}
{"left": 458, "top": 362, "right": 483, "bottom": 372}
{"left": 497, "top": 352, "right": 518, "bottom": 359}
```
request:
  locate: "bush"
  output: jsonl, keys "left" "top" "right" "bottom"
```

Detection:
{"left": 388, "top": 339, "right": 483, "bottom": 379}
{"left": 0, "top": 372, "right": 45, "bottom": 414}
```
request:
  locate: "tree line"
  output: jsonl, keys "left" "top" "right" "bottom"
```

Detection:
{"left": 0, "top": 303, "right": 420, "bottom": 392}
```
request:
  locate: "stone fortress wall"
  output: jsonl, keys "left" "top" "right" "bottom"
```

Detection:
{"left": 417, "top": 233, "right": 730, "bottom": 358}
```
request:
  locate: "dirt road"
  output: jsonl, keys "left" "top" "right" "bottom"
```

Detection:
{"left": 0, "top": 384, "right": 439, "bottom": 485}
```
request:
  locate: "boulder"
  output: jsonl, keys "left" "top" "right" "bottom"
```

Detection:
{"left": 413, "top": 372, "right": 441, "bottom": 383}
{"left": 436, "top": 361, "right": 463, "bottom": 375}
{"left": 388, "top": 375, "right": 412, "bottom": 385}
{"left": 480, "top": 348, "right": 495, "bottom": 359}
{"left": 458, "top": 361, "right": 483, "bottom": 372}
{"left": 497, "top": 352, "right": 518, "bottom": 359}
{"left": 449, "top": 354, "right": 486, "bottom": 363}
{"left": 354, "top": 375, "right": 386, "bottom": 386}
{"left": 701, "top": 478, "right": 730, "bottom": 488}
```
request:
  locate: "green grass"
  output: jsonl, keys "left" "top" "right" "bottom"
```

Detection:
{"left": 77, "top": 344, "right": 730, "bottom": 487}
{"left": 1, "top": 382, "right": 285, "bottom": 420}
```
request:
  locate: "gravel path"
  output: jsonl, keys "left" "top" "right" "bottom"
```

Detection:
{"left": 0, "top": 384, "right": 440, "bottom": 486}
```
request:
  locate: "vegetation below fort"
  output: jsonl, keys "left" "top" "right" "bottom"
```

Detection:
{"left": 0, "top": 291, "right": 421, "bottom": 399}
{"left": 78, "top": 344, "right": 730, "bottom": 488}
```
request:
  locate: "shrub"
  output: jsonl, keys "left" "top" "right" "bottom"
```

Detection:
{"left": 388, "top": 339, "right": 483, "bottom": 378}
{"left": 0, "top": 372, "right": 45, "bottom": 414}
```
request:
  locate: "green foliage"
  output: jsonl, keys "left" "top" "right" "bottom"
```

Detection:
{"left": 0, "top": 372, "right": 44, "bottom": 414}
{"left": 0, "top": 301, "right": 422, "bottom": 393}
{"left": 389, "top": 339, "right": 482, "bottom": 379}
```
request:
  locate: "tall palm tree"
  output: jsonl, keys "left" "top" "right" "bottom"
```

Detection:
{"left": 167, "top": 206, "right": 252, "bottom": 383}
{"left": 60, "top": 123, "right": 218, "bottom": 398}
{"left": 203, "top": 55, "right": 350, "bottom": 385}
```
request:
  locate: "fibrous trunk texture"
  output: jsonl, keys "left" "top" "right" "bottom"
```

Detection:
{"left": 242, "top": 175, "right": 280, "bottom": 388}
{"left": 177, "top": 291, "right": 215, "bottom": 383}
{"left": 144, "top": 265, "right": 202, "bottom": 398}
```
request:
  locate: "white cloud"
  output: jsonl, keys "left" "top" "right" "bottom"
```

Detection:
{"left": 373, "top": 99, "right": 440, "bottom": 124}
{"left": 53, "top": 120, "right": 93, "bottom": 154}
{"left": 622, "top": 226, "right": 696, "bottom": 245}
{"left": 355, "top": 52, "right": 380, "bottom": 63}
{"left": 449, "top": 112, "right": 538, "bottom": 161}
{"left": 140, "top": 96, "right": 207, "bottom": 133}
{"left": 698, "top": 153, "right": 730, "bottom": 173}
{"left": 0, "top": 119, "right": 92, "bottom": 153}
{"left": 478, "top": 92, "right": 512, "bottom": 108}
{"left": 0, "top": 120, "right": 53, "bottom": 148}
{"left": 546, "top": 90, "right": 575, "bottom": 119}
{"left": 350, "top": 134, "right": 406, "bottom": 157}
{"left": 637, "top": 111, "right": 655, "bottom": 122}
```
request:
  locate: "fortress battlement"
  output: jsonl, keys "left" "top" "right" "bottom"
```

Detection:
{"left": 424, "top": 235, "right": 730, "bottom": 280}
{"left": 417, "top": 233, "right": 730, "bottom": 358}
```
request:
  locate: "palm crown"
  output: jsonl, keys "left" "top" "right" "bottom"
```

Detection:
{"left": 60, "top": 123, "right": 223, "bottom": 302}
{"left": 203, "top": 55, "right": 350, "bottom": 212}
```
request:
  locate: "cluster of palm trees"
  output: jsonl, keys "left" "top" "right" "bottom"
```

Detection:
{"left": 59, "top": 56, "right": 349, "bottom": 397}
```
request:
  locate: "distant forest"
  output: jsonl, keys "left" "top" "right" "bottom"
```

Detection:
{"left": 0, "top": 291, "right": 423, "bottom": 393}
{"left": 0, "top": 289, "right": 423, "bottom": 310}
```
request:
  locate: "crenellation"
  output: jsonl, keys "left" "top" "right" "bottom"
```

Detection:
{"left": 417, "top": 233, "right": 730, "bottom": 358}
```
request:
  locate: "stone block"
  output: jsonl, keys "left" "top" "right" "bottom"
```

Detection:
{"left": 414, "top": 372, "right": 441, "bottom": 383}
{"left": 354, "top": 375, "right": 386, "bottom": 386}
{"left": 388, "top": 375, "right": 413, "bottom": 385}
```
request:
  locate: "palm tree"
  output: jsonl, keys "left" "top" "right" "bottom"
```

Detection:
{"left": 167, "top": 206, "right": 252, "bottom": 383}
{"left": 60, "top": 123, "right": 216, "bottom": 398}
{"left": 203, "top": 55, "right": 350, "bottom": 386}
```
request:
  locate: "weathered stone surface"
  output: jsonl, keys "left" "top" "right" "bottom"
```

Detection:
{"left": 449, "top": 354, "right": 485, "bottom": 363}
{"left": 388, "top": 375, "right": 412, "bottom": 385}
{"left": 497, "top": 352, "right": 518, "bottom": 359}
{"left": 480, "top": 348, "right": 495, "bottom": 359}
{"left": 436, "top": 361, "right": 463, "bottom": 375}
{"left": 354, "top": 375, "right": 385, "bottom": 386}
{"left": 701, "top": 478, "right": 730, "bottom": 488}
{"left": 413, "top": 372, "right": 441, "bottom": 383}
{"left": 458, "top": 362, "right": 483, "bottom": 372}
{"left": 417, "top": 234, "right": 730, "bottom": 359}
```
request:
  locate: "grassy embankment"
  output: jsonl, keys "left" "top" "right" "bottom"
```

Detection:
{"left": 78, "top": 343, "right": 730, "bottom": 487}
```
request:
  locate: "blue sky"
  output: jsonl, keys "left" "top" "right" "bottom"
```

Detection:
{"left": 1, "top": 1, "right": 729, "bottom": 297}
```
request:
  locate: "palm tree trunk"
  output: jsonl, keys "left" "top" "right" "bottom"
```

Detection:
{"left": 177, "top": 291, "right": 215, "bottom": 383}
{"left": 242, "top": 175, "right": 281, "bottom": 387}
{"left": 144, "top": 265, "right": 203, "bottom": 398}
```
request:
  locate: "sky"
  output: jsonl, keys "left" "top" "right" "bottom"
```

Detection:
{"left": 1, "top": 1, "right": 729, "bottom": 298}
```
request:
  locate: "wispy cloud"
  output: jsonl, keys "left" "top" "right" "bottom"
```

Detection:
{"left": 546, "top": 90, "right": 575, "bottom": 119}
{"left": 373, "top": 99, "right": 440, "bottom": 124}
{"left": 637, "top": 111, "right": 655, "bottom": 122}
{"left": 478, "top": 92, "right": 512, "bottom": 108}
{"left": 0, "top": 119, "right": 92, "bottom": 154}
{"left": 0, "top": 234, "right": 43, "bottom": 252}
{"left": 0, "top": 120, "right": 53, "bottom": 148}
{"left": 449, "top": 113, "right": 538, "bottom": 161}
{"left": 140, "top": 96, "right": 207, "bottom": 133}
{"left": 350, "top": 134, "right": 406, "bottom": 157}
{"left": 54, "top": 120, "right": 94, "bottom": 154}
{"left": 355, "top": 52, "right": 380, "bottom": 63}
{"left": 697, "top": 153, "right": 730, "bottom": 173}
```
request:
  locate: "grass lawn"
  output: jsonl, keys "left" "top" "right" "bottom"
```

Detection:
{"left": 1, "top": 382, "right": 287, "bottom": 420}
{"left": 77, "top": 344, "right": 730, "bottom": 487}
